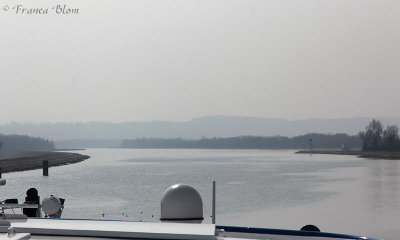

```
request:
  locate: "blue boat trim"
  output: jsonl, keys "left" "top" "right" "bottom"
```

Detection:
{"left": 216, "top": 225, "right": 381, "bottom": 240}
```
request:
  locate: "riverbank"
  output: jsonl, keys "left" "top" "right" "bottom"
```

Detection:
{"left": 0, "top": 151, "right": 90, "bottom": 174}
{"left": 296, "top": 150, "right": 400, "bottom": 159}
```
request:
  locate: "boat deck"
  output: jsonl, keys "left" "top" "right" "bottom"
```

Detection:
{"left": 0, "top": 218, "right": 378, "bottom": 240}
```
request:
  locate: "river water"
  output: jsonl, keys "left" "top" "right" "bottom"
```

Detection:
{"left": 1, "top": 149, "right": 399, "bottom": 239}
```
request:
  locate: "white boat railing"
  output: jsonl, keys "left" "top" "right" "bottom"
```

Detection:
{"left": 0, "top": 204, "right": 38, "bottom": 210}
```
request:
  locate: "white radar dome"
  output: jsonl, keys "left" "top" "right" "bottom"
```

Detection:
{"left": 42, "top": 196, "right": 62, "bottom": 215}
{"left": 160, "top": 184, "right": 203, "bottom": 223}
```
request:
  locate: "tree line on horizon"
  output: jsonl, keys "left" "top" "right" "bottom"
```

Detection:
{"left": 359, "top": 119, "right": 400, "bottom": 151}
{"left": 0, "top": 134, "right": 55, "bottom": 158}
{"left": 120, "top": 133, "right": 361, "bottom": 149}
{"left": 3, "top": 119, "right": 398, "bottom": 152}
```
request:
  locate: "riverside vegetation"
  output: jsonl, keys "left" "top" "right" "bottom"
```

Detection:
{"left": 0, "top": 133, "right": 89, "bottom": 173}
{"left": 0, "top": 134, "right": 54, "bottom": 158}
{"left": 297, "top": 119, "right": 400, "bottom": 159}
{"left": 122, "top": 119, "right": 400, "bottom": 159}
{"left": 121, "top": 133, "right": 361, "bottom": 149}
{"left": 359, "top": 119, "right": 400, "bottom": 151}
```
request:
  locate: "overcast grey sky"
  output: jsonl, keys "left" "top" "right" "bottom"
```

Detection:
{"left": 0, "top": 0, "right": 399, "bottom": 124}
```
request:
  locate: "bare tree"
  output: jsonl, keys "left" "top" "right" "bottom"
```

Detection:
{"left": 383, "top": 125, "right": 400, "bottom": 151}
{"left": 360, "top": 119, "right": 383, "bottom": 151}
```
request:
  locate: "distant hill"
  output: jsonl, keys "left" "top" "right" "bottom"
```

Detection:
{"left": 1, "top": 116, "right": 399, "bottom": 142}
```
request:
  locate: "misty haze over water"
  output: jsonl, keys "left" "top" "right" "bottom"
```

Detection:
{"left": 2, "top": 116, "right": 400, "bottom": 141}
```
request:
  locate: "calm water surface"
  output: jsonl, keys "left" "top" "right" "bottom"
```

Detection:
{"left": 2, "top": 149, "right": 399, "bottom": 239}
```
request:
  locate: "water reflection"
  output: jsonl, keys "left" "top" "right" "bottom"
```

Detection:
{"left": 1, "top": 149, "right": 399, "bottom": 239}
{"left": 367, "top": 160, "right": 400, "bottom": 214}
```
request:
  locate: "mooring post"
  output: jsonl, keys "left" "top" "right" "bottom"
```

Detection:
{"left": 43, "top": 160, "right": 49, "bottom": 176}
{"left": 212, "top": 180, "right": 216, "bottom": 224}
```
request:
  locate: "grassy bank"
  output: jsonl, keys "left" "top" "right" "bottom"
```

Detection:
{"left": 0, "top": 151, "right": 90, "bottom": 174}
{"left": 296, "top": 150, "right": 400, "bottom": 160}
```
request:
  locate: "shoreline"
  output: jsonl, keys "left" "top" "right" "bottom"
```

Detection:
{"left": 55, "top": 148, "right": 86, "bottom": 151}
{"left": 0, "top": 151, "right": 90, "bottom": 174}
{"left": 296, "top": 150, "right": 400, "bottom": 160}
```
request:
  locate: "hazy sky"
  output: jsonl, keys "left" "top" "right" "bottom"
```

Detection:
{"left": 0, "top": 0, "right": 399, "bottom": 123}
